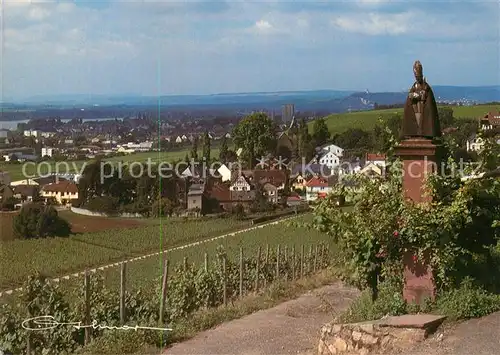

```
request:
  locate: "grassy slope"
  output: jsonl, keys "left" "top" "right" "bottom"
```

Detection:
{"left": 316, "top": 104, "right": 500, "bottom": 134}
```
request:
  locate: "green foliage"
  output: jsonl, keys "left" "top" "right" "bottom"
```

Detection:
{"left": 232, "top": 113, "right": 276, "bottom": 166}
{"left": 151, "top": 197, "right": 174, "bottom": 217}
{"left": 339, "top": 281, "right": 407, "bottom": 323}
{"left": 13, "top": 203, "right": 71, "bottom": 239}
{"left": 435, "top": 278, "right": 500, "bottom": 321}
{"left": 202, "top": 131, "right": 211, "bottom": 162}
{"left": 219, "top": 135, "right": 229, "bottom": 163}
{"left": 1, "top": 243, "right": 331, "bottom": 354}
{"left": 190, "top": 136, "right": 199, "bottom": 160}
{"left": 311, "top": 118, "right": 330, "bottom": 147}
{"left": 312, "top": 136, "right": 500, "bottom": 297}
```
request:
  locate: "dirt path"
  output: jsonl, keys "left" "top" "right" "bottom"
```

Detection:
{"left": 164, "top": 282, "right": 359, "bottom": 355}
{"left": 390, "top": 311, "right": 500, "bottom": 355}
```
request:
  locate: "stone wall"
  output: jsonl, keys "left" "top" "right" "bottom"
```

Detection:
{"left": 318, "top": 321, "right": 427, "bottom": 355}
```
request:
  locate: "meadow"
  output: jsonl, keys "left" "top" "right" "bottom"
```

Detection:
{"left": 317, "top": 104, "right": 500, "bottom": 134}
{"left": 0, "top": 146, "right": 222, "bottom": 181}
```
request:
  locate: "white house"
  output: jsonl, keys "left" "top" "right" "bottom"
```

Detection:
{"left": 317, "top": 151, "right": 341, "bottom": 170}
{"left": 229, "top": 175, "right": 252, "bottom": 191}
{"left": 23, "top": 130, "right": 39, "bottom": 138}
{"left": 175, "top": 136, "right": 183, "bottom": 143}
{"left": 41, "top": 147, "right": 54, "bottom": 158}
{"left": 320, "top": 144, "right": 344, "bottom": 157}
{"left": 216, "top": 164, "right": 232, "bottom": 182}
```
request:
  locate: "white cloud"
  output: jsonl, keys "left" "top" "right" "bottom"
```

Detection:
{"left": 255, "top": 19, "right": 273, "bottom": 32}
{"left": 332, "top": 12, "right": 411, "bottom": 35}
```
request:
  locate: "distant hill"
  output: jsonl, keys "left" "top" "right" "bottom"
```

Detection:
{"left": 1, "top": 86, "right": 498, "bottom": 121}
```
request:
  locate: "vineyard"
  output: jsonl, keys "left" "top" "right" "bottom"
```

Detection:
{"left": 0, "top": 217, "right": 251, "bottom": 290}
{"left": 0, "top": 224, "right": 333, "bottom": 354}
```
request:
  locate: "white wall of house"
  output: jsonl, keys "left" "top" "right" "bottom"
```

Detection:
{"left": 319, "top": 152, "right": 340, "bottom": 169}
{"left": 305, "top": 185, "right": 332, "bottom": 201}
{"left": 41, "top": 147, "right": 54, "bottom": 157}
{"left": 229, "top": 176, "right": 251, "bottom": 191}
{"left": 322, "top": 144, "right": 344, "bottom": 157}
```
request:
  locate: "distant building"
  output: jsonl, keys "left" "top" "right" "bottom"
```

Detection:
{"left": 40, "top": 180, "right": 78, "bottom": 205}
{"left": 282, "top": 104, "right": 295, "bottom": 124}
{"left": 479, "top": 112, "right": 500, "bottom": 130}
{"left": 41, "top": 147, "right": 54, "bottom": 158}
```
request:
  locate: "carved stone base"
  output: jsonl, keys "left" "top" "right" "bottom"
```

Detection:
{"left": 402, "top": 251, "right": 435, "bottom": 304}
{"left": 394, "top": 138, "right": 442, "bottom": 204}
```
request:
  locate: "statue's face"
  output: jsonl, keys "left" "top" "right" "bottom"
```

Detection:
{"left": 415, "top": 73, "right": 423, "bottom": 83}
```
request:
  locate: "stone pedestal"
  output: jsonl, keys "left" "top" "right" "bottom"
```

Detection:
{"left": 395, "top": 138, "right": 442, "bottom": 304}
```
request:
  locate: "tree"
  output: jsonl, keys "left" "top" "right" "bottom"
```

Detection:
{"left": 232, "top": 113, "right": 277, "bottom": 167}
{"left": 13, "top": 203, "right": 71, "bottom": 239}
{"left": 311, "top": 118, "right": 330, "bottom": 147}
{"left": 438, "top": 107, "right": 455, "bottom": 128}
{"left": 202, "top": 131, "right": 211, "bottom": 162}
{"left": 373, "top": 114, "right": 402, "bottom": 154}
{"left": 298, "top": 118, "right": 315, "bottom": 162}
{"left": 151, "top": 197, "right": 174, "bottom": 217}
{"left": 190, "top": 136, "right": 199, "bottom": 161}
{"left": 219, "top": 135, "right": 229, "bottom": 163}
{"left": 333, "top": 128, "right": 374, "bottom": 153}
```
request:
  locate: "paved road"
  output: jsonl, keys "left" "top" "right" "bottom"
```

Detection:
{"left": 164, "top": 282, "right": 360, "bottom": 355}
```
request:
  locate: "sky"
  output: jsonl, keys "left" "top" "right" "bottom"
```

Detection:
{"left": 1, "top": 0, "right": 499, "bottom": 100}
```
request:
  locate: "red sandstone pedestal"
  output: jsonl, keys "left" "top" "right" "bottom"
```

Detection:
{"left": 395, "top": 138, "right": 442, "bottom": 304}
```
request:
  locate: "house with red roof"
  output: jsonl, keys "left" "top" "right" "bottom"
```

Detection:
{"left": 41, "top": 180, "right": 79, "bottom": 205}
{"left": 305, "top": 176, "right": 332, "bottom": 201}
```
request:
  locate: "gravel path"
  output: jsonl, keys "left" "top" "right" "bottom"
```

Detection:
{"left": 164, "top": 282, "right": 359, "bottom": 355}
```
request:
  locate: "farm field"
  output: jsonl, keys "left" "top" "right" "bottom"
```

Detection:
{"left": 0, "top": 216, "right": 251, "bottom": 290}
{"left": 11, "top": 214, "right": 327, "bottom": 299}
{"left": 318, "top": 104, "right": 500, "bottom": 134}
{"left": 0, "top": 146, "right": 223, "bottom": 181}
{"left": 0, "top": 210, "right": 151, "bottom": 241}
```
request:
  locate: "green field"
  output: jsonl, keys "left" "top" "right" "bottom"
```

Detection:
{"left": 0, "top": 147, "right": 222, "bottom": 181}
{"left": 0, "top": 217, "right": 251, "bottom": 290}
{"left": 1, "top": 214, "right": 326, "bottom": 300}
{"left": 317, "top": 104, "right": 500, "bottom": 134}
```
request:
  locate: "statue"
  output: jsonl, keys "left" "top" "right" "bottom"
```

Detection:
{"left": 402, "top": 60, "right": 441, "bottom": 139}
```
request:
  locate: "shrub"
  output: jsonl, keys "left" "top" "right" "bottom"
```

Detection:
{"left": 339, "top": 281, "right": 407, "bottom": 323}
{"left": 435, "top": 278, "right": 500, "bottom": 321}
{"left": 85, "top": 196, "right": 119, "bottom": 215}
{"left": 13, "top": 203, "right": 71, "bottom": 239}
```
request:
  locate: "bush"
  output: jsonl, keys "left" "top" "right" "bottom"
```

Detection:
{"left": 230, "top": 203, "right": 246, "bottom": 220}
{"left": 339, "top": 281, "right": 407, "bottom": 323}
{"left": 151, "top": 197, "right": 174, "bottom": 217}
{"left": 435, "top": 278, "right": 500, "bottom": 321}
{"left": 85, "top": 196, "right": 119, "bottom": 215}
{"left": 13, "top": 203, "right": 71, "bottom": 239}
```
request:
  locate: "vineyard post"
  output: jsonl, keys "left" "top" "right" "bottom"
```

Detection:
{"left": 300, "top": 245, "right": 304, "bottom": 278}
{"left": 255, "top": 246, "right": 261, "bottom": 292}
{"left": 120, "top": 262, "right": 127, "bottom": 325}
{"left": 264, "top": 244, "right": 269, "bottom": 287}
{"left": 183, "top": 257, "right": 188, "bottom": 272}
{"left": 239, "top": 247, "right": 244, "bottom": 299}
{"left": 313, "top": 245, "right": 318, "bottom": 272}
{"left": 204, "top": 253, "right": 208, "bottom": 272}
{"left": 159, "top": 259, "right": 169, "bottom": 325}
{"left": 26, "top": 333, "right": 32, "bottom": 355}
{"left": 319, "top": 244, "right": 323, "bottom": 268}
{"left": 292, "top": 245, "right": 296, "bottom": 280}
{"left": 276, "top": 244, "right": 280, "bottom": 280}
{"left": 308, "top": 245, "right": 313, "bottom": 275}
{"left": 284, "top": 245, "right": 288, "bottom": 281}
{"left": 84, "top": 269, "right": 91, "bottom": 345}
{"left": 223, "top": 255, "right": 227, "bottom": 307}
